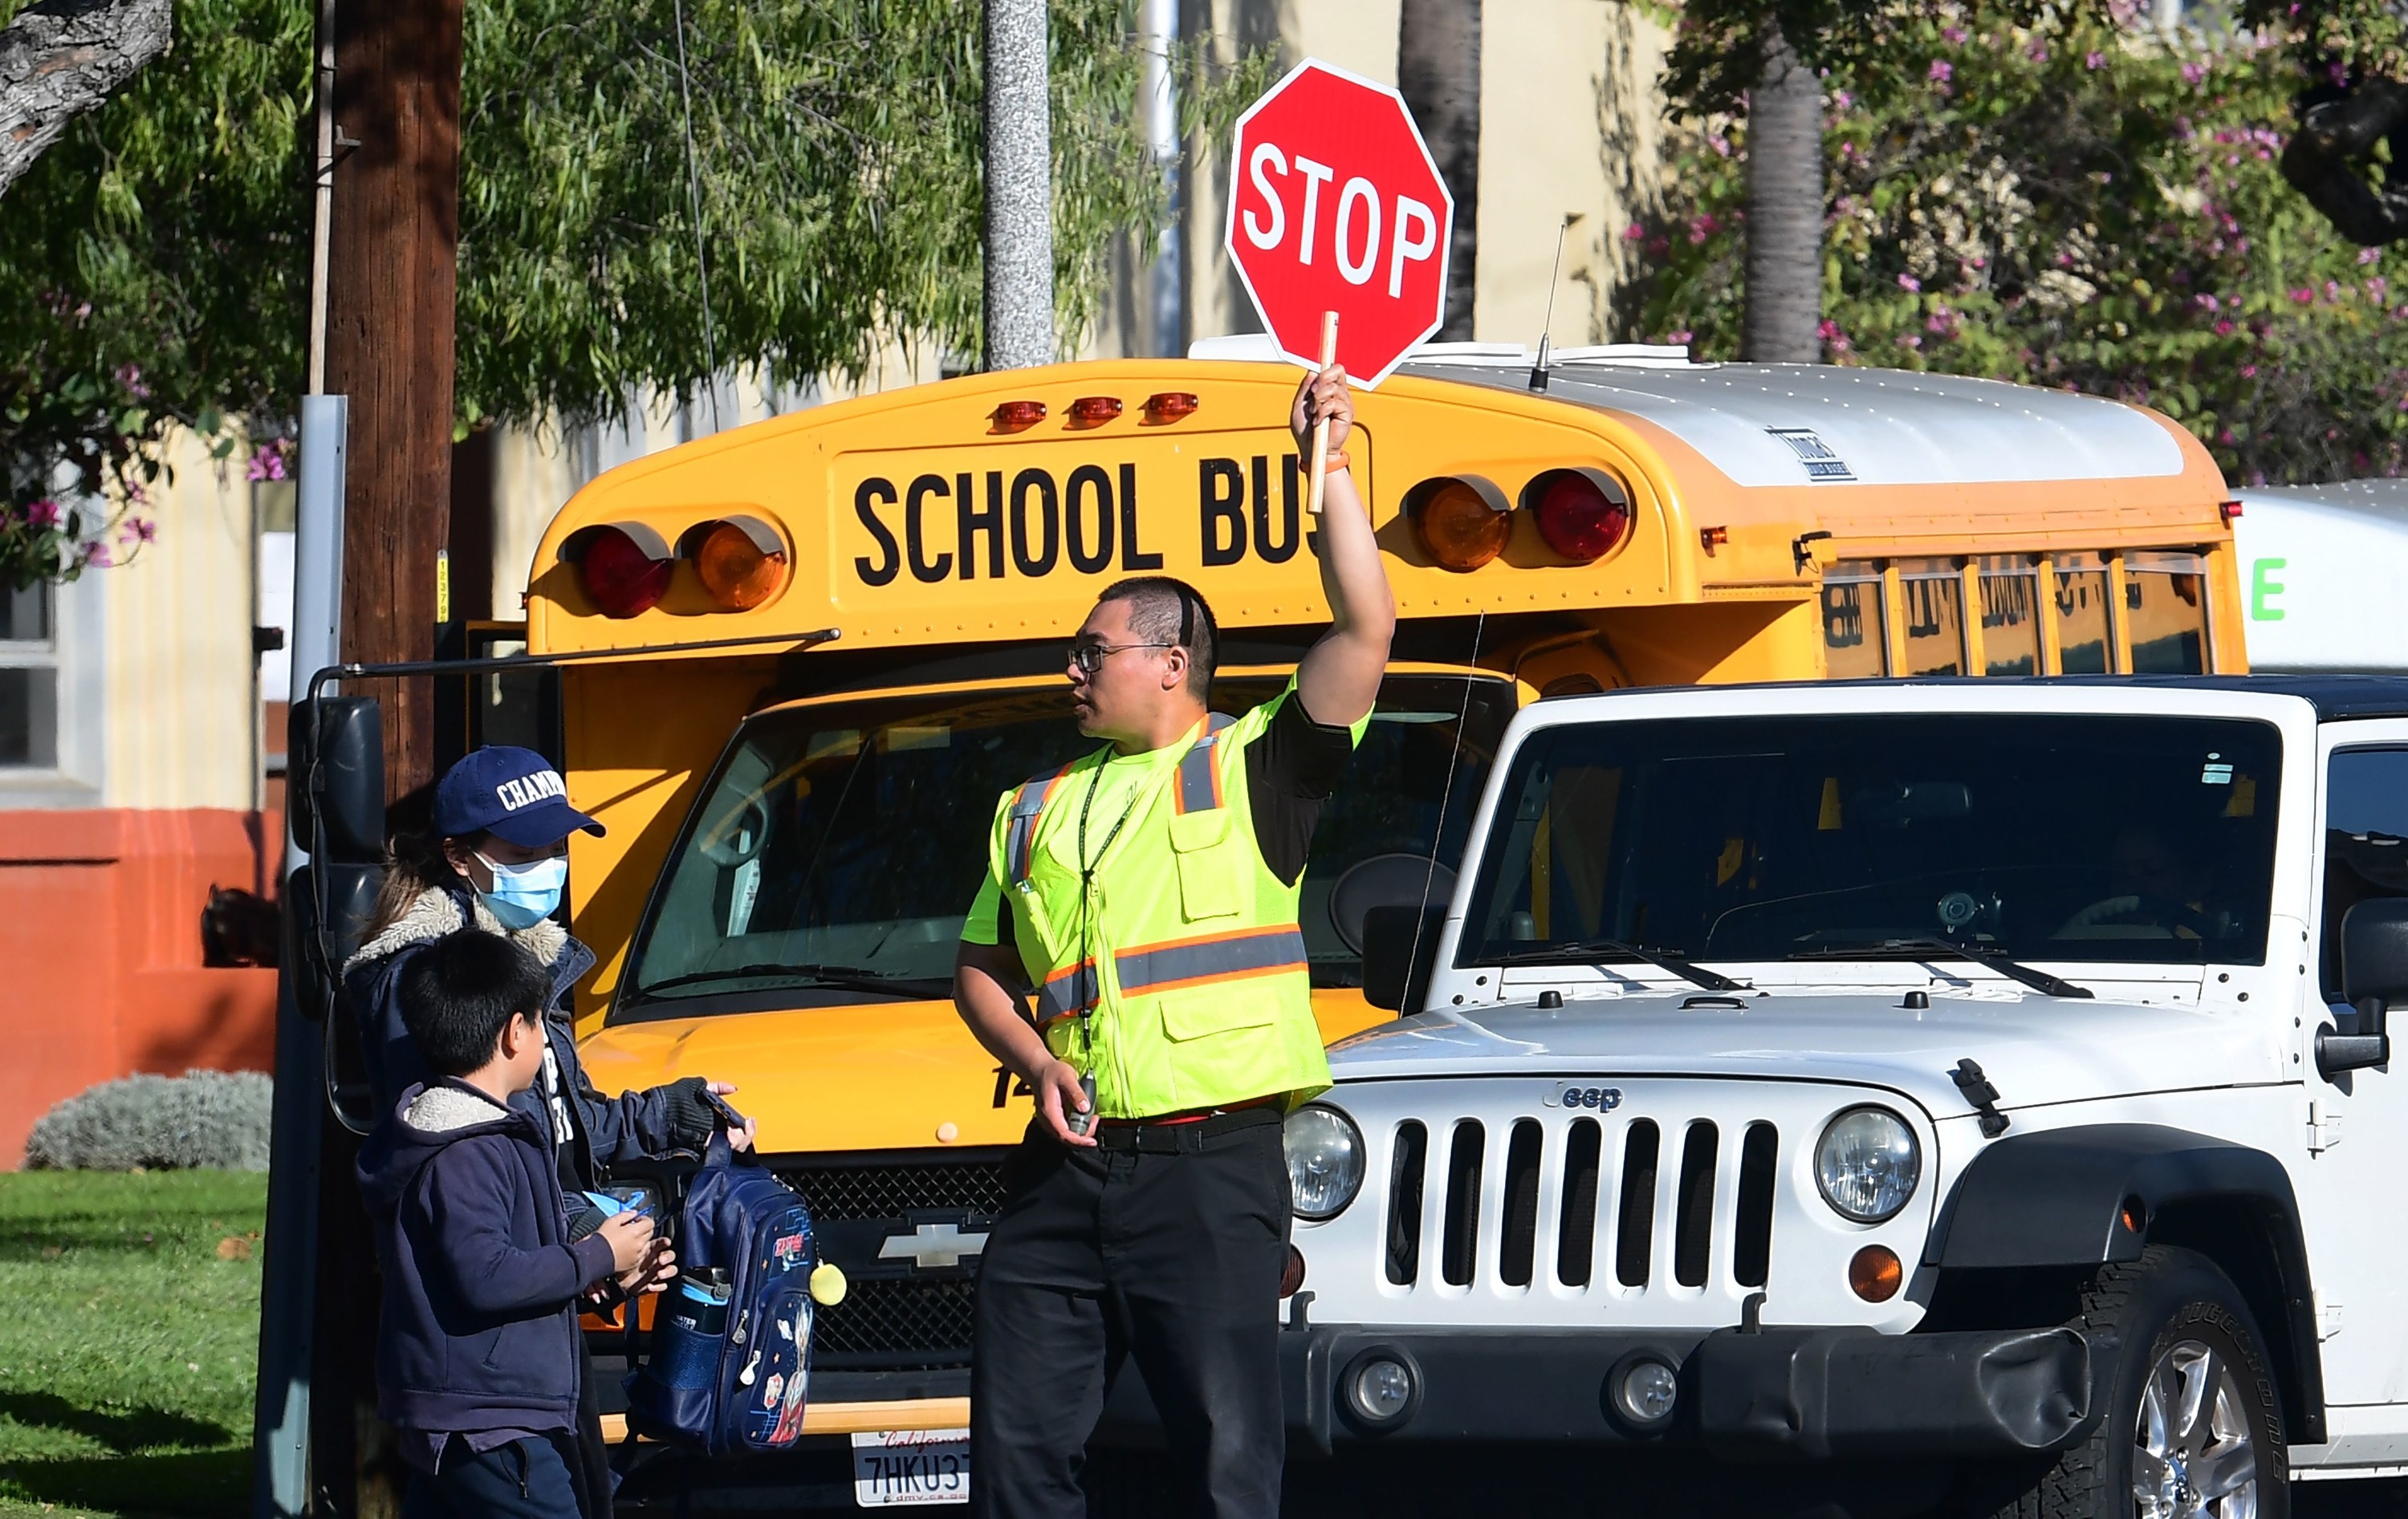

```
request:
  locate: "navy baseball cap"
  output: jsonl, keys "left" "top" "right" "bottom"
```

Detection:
{"left": 433, "top": 746, "right": 607, "bottom": 847}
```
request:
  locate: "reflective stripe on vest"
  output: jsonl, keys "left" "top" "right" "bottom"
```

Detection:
{"left": 1173, "top": 712, "right": 1235, "bottom": 814}
{"left": 1005, "top": 765, "right": 1075, "bottom": 891}
{"left": 1035, "top": 928, "right": 1308, "bottom": 1026}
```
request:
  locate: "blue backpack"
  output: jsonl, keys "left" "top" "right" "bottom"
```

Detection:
{"left": 624, "top": 1132, "right": 820, "bottom": 1457}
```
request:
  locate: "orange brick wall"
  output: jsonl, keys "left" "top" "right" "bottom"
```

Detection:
{"left": 0, "top": 809, "right": 281, "bottom": 1167}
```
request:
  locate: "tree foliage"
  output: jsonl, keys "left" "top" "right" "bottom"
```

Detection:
{"left": 0, "top": 0, "right": 1265, "bottom": 587}
{"left": 1633, "top": 6, "right": 2408, "bottom": 485}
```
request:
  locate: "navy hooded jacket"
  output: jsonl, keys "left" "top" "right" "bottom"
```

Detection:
{"left": 344, "top": 883, "right": 691, "bottom": 1192}
{"left": 357, "top": 1079, "right": 620, "bottom": 1435}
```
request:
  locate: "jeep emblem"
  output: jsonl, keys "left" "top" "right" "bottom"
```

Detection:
{"left": 1546, "top": 1084, "right": 1623, "bottom": 1111}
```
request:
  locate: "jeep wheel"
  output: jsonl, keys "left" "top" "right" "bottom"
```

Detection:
{"left": 1985, "top": 1244, "right": 2287, "bottom": 1519}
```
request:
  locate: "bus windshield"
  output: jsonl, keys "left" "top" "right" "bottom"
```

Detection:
{"left": 614, "top": 672, "right": 1517, "bottom": 1018}
{"left": 1462, "top": 713, "right": 2284, "bottom": 971}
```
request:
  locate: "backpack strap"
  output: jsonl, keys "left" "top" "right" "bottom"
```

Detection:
{"left": 1173, "top": 712, "right": 1237, "bottom": 816}
{"left": 1005, "top": 763, "right": 1077, "bottom": 891}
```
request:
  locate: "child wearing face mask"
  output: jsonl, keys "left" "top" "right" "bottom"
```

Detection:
{"left": 344, "top": 746, "right": 754, "bottom": 1511}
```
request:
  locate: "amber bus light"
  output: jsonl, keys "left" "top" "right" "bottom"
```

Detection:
{"left": 564, "top": 522, "right": 673, "bottom": 619}
{"left": 1409, "top": 476, "right": 1512, "bottom": 572}
{"left": 1527, "top": 469, "right": 1633, "bottom": 563}
{"left": 686, "top": 518, "right": 790, "bottom": 611}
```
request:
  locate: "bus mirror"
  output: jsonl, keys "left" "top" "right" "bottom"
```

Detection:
{"left": 286, "top": 861, "right": 383, "bottom": 1019}
{"left": 1363, "top": 904, "right": 1446, "bottom": 1014}
{"left": 289, "top": 697, "right": 386, "bottom": 864}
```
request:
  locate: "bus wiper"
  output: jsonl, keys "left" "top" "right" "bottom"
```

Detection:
{"left": 1792, "top": 937, "right": 2093, "bottom": 1000}
{"left": 1491, "top": 938, "right": 1751, "bottom": 993}
{"left": 630, "top": 964, "right": 954, "bottom": 1002}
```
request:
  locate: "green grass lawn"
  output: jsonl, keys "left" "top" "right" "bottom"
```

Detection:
{"left": 0, "top": 1172, "right": 264, "bottom": 1519}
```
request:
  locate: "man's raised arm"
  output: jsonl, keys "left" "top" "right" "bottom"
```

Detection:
{"left": 1291, "top": 365, "right": 1396, "bottom": 728}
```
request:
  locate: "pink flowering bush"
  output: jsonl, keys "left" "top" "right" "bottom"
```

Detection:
{"left": 1632, "top": 6, "right": 2408, "bottom": 483}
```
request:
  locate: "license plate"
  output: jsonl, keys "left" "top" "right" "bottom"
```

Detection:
{"left": 850, "top": 1429, "right": 970, "bottom": 1507}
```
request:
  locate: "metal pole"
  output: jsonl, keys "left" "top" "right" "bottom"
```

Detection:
{"left": 249, "top": 395, "right": 347, "bottom": 1519}
{"left": 982, "top": 0, "right": 1051, "bottom": 370}
{"left": 1139, "top": 0, "right": 1182, "bottom": 358}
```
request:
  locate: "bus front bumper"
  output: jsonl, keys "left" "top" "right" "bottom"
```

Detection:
{"left": 1097, "top": 1323, "right": 2097, "bottom": 1459}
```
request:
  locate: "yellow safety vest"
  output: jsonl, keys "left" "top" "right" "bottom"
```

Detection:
{"left": 983, "top": 709, "right": 1332, "bottom": 1119}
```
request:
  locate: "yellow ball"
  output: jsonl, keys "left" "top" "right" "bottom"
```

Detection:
{"left": 809, "top": 1261, "right": 848, "bottom": 1306}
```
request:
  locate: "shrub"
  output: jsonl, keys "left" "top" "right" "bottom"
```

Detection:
{"left": 1633, "top": 9, "right": 2408, "bottom": 484}
{"left": 24, "top": 1070, "right": 274, "bottom": 1172}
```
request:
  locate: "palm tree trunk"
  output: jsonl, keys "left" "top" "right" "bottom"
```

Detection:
{"left": 1741, "top": 21, "right": 1821, "bottom": 363}
{"left": 1397, "top": 0, "right": 1481, "bottom": 341}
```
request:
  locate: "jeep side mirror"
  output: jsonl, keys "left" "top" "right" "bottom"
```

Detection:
{"left": 288, "top": 697, "right": 385, "bottom": 863}
{"left": 1363, "top": 904, "right": 1446, "bottom": 1014}
{"left": 2325, "top": 897, "right": 2408, "bottom": 1077}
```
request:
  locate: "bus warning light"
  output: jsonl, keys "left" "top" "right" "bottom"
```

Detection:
{"left": 1530, "top": 469, "right": 1631, "bottom": 564}
{"left": 689, "top": 518, "right": 790, "bottom": 611}
{"left": 1143, "top": 392, "right": 1200, "bottom": 424}
{"left": 991, "top": 400, "right": 1048, "bottom": 433}
{"left": 1700, "top": 526, "right": 1729, "bottom": 552}
{"left": 1068, "top": 396, "right": 1125, "bottom": 427}
{"left": 569, "top": 523, "right": 673, "bottom": 619}
{"left": 1411, "top": 477, "right": 1511, "bottom": 572}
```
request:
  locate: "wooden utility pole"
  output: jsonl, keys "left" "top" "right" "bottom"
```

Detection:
{"left": 305, "top": 5, "right": 465, "bottom": 1519}
{"left": 323, "top": 0, "right": 465, "bottom": 794}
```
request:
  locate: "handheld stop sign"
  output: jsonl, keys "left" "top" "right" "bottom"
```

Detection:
{"left": 1223, "top": 59, "right": 1456, "bottom": 508}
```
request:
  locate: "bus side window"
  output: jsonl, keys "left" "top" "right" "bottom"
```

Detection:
{"left": 2054, "top": 554, "right": 2113, "bottom": 674}
{"left": 1820, "top": 563, "right": 1887, "bottom": 679}
{"left": 1897, "top": 559, "right": 1965, "bottom": 677}
{"left": 2125, "top": 551, "right": 2210, "bottom": 675}
{"left": 2321, "top": 748, "right": 2408, "bottom": 1001}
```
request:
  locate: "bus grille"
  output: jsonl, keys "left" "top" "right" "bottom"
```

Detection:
{"left": 1381, "top": 1113, "right": 1780, "bottom": 1294}
{"left": 775, "top": 1152, "right": 1007, "bottom": 1371}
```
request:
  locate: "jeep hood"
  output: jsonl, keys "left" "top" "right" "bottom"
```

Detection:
{"left": 1325, "top": 989, "right": 2291, "bottom": 1123}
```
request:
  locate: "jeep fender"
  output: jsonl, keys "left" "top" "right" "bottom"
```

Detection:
{"left": 1927, "top": 1122, "right": 2325, "bottom": 1444}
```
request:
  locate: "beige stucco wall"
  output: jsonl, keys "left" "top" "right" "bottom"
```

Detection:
{"left": 102, "top": 425, "right": 262, "bottom": 811}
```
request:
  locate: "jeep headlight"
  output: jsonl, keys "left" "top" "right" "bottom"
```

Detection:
{"left": 1284, "top": 1105, "right": 1365, "bottom": 1220}
{"left": 1815, "top": 1107, "right": 1921, "bottom": 1224}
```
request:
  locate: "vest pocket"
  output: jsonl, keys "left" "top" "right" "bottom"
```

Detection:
{"left": 1161, "top": 989, "right": 1279, "bottom": 1041}
{"left": 1169, "top": 808, "right": 1243, "bottom": 920}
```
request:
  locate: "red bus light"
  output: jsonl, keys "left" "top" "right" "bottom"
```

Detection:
{"left": 992, "top": 400, "right": 1047, "bottom": 432}
{"left": 1530, "top": 470, "right": 1632, "bottom": 563}
{"left": 1143, "top": 392, "right": 1199, "bottom": 423}
{"left": 572, "top": 524, "right": 672, "bottom": 618}
{"left": 1068, "top": 396, "right": 1124, "bottom": 427}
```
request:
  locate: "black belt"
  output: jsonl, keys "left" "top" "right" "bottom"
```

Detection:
{"left": 1088, "top": 1105, "right": 1282, "bottom": 1151}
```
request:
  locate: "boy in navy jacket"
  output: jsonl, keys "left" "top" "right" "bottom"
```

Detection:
{"left": 359, "top": 931, "right": 671, "bottom": 1519}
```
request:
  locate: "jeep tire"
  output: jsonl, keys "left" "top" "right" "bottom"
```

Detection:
{"left": 1983, "top": 1244, "right": 2288, "bottom": 1519}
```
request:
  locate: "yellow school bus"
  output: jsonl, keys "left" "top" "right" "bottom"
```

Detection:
{"left": 523, "top": 350, "right": 2241, "bottom": 1468}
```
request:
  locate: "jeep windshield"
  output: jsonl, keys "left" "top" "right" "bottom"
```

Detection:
{"left": 613, "top": 672, "right": 1515, "bottom": 1018}
{"left": 1462, "top": 713, "right": 2282, "bottom": 971}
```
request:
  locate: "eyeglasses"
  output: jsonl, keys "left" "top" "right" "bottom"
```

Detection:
{"left": 1067, "top": 641, "right": 1173, "bottom": 676}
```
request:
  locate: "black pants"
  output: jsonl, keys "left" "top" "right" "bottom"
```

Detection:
{"left": 970, "top": 1112, "right": 1291, "bottom": 1519}
{"left": 402, "top": 1432, "right": 584, "bottom": 1519}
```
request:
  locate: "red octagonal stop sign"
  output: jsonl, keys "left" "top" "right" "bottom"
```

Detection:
{"left": 1222, "top": 59, "right": 1455, "bottom": 388}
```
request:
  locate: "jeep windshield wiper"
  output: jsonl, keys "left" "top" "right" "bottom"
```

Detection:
{"left": 1491, "top": 938, "right": 1750, "bottom": 993}
{"left": 1792, "top": 937, "right": 2093, "bottom": 1000}
{"left": 629, "top": 964, "right": 953, "bottom": 1002}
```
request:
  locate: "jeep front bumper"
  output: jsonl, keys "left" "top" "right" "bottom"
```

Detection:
{"left": 1099, "top": 1323, "right": 2097, "bottom": 1459}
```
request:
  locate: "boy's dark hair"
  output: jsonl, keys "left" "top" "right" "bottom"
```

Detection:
{"left": 1098, "top": 575, "right": 1218, "bottom": 697}
{"left": 399, "top": 931, "right": 551, "bottom": 1077}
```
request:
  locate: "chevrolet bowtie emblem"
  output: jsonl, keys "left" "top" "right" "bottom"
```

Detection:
{"left": 880, "top": 1222, "right": 990, "bottom": 1270}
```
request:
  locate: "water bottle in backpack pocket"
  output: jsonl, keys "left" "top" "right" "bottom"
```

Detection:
{"left": 624, "top": 1132, "right": 820, "bottom": 1457}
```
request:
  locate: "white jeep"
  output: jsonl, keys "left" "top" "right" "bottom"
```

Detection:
{"left": 1275, "top": 677, "right": 2408, "bottom": 1518}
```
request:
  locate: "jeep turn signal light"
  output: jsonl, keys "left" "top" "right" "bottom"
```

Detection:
{"left": 569, "top": 522, "right": 673, "bottom": 619}
{"left": 1068, "top": 396, "right": 1124, "bottom": 427}
{"left": 1849, "top": 1244, "right": 1903, "bottom": 1303}
{"left": 1529, "top": 469, "right": 1632, "bottom": 563}
{"left": 688, "top": 518, "right": 789, "bottom": 611}
{"left": 992, "top": 400, "right": 1047, "bottom": 433}
{"left": 1144, "top": 392, "right": 1199, "bottom": 423}
{"left": 1412, "top": 477, "right": 1512, "bottom": 572}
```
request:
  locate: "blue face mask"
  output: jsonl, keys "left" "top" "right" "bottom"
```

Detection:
{"left": 476, "top": 851, "right": 567, "bottom": 930}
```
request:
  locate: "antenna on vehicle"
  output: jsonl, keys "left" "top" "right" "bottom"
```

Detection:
{"left": 1527, "top": 212, "right": 1587, "bottom": 393}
